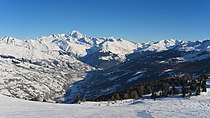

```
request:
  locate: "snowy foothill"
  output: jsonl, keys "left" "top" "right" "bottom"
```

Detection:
{"left": 1, "top": 80, "right": 210, "bottom": 118}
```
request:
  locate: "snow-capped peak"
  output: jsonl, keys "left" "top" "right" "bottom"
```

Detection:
{"left": 0, "top": 36, "right": 17, "bottom": 44}
{"left": 156, "top": 39, "right": 180, "bottom": 48}
{"left": 3, "top": 31, "right": 210, "bottom": 66}
{"left": 136, "top": 39, "right": 181, "bottom": 52}
{"left": 66, "top": 30, "right": 85, "bottom": 39}
{"left": 158, "top": 39, "right": 178, "bottom": 44}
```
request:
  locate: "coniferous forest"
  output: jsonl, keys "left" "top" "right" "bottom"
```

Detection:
{"left": 74, "top": 74, "right": 208, "bottom": 103}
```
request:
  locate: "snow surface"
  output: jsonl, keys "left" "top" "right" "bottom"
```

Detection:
{"left": 127, "top": 74, "right": 144, "bottom": 82}
{"left": 136, "top": 39, "right": 210, "bottom": 61}
{"left": 0, "top": 55, "right": 92, "bottom": 102}
{"left": 2, "top": 32, "right": 210, "bottom": 63}
{"left": 0, "top": 31, "right": 140, "bottom": 101}
{"left": 0, "top": 31, "right": 140, "bottom": 61}
{"left": 1, "top": 31, "right": 210, "bottom": 117}
{"left": 1, "top": 79, "right": 210, "bottom": 118}
{"left": 0, "top": 33, "right": 96, "bottom": 101}
{"left": 163, "top": 69, "right": 174, "bottom": 72}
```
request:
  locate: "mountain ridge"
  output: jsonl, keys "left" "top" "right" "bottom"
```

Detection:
{"left": 1, "top": 31, "right": 210, "bottom": 103}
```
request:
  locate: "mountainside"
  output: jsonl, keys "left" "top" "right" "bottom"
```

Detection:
{"left": 39, "top": 31, "right": 140, "bottom": 69}
{"left": 0, "top": 37, "right": 93, "bottom": 102}
{"left": 64, "top": 49, "right": 210, "bottom": 103}
{"left": 0, "top": 31, "right": 139, "bottom": 102}
{"left": 64, "top": 38, "right": 210, "bottom": 103}
{"left": 1, "top": 31, "right": 210, "bottom": 103}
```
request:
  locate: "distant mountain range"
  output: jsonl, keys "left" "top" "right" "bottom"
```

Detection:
{"left": 0, "top": 31, "right": 210, "bottom": 103}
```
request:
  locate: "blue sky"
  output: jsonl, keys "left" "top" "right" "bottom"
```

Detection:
{"left": 0, "top": 0, "right": 210, "bottom": 42}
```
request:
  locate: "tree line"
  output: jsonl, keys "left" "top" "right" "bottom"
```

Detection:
{"left": 74, "top": 74, "right": 208, "bottom": 103}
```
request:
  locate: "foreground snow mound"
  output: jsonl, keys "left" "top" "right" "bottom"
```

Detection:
{"left": 1, "top": 89, "right": 210, "bottom": 118}
{"left": 1, "top": 80, "right": 210, "bottom": 118}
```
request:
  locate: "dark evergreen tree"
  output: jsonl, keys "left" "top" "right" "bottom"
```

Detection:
{"left": 123, "top": 93, "right": 129, "bottom": 99}
{"left": 144, "top": 84, "right": 151, "bottom": 94}
{"left": 201, "top": 79, "right": 207, "bottom": 92}
{"left": 182, "top": 86, "right": 186, "bottom": 97}
{"left": 189, "top": 90, "right": 192, "bottom": 97}
{"left": 115, "top": 93, "right": 121, "bottom": 100}
{"left": 92, "top": 74, "right": 206, "bottom": 102}
{"left": 196, "top": 86, "right": 201, "bottom": 96}
{"left": 137, "top": 86, "right": 144, "bottom": 97}
{"left": 74, "top": 96, "right": 81, "bottom": 103}
{"left": 171, "top": 84, "right": 178, "bottom": 95}
{"left": 131, "top": 90, "right": 139, "bottom": 100}
{"left": 151, "top": 92, "right": 157, "bottom": 101}
{"left": 111, "top": 95, "right": 115, "bottom": 101}
{"left": 190, "top": 79, "right": 196, "bottom": 92}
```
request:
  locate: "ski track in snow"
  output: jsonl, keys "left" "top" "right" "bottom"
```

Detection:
{"left": 1, "top": 80, "right": 210, "bottom": 118}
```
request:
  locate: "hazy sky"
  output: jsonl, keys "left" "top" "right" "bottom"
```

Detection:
{"left": 0, "top": 0, "right": 210, "bottom": 42}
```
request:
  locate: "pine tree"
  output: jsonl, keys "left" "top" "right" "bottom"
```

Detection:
{"left": 201, "top": 80, "right": 207, "bottom": 92}
{"left": 172, "top": 84, "right": 176, "bottom": 95}
{"left": 151, "top": 91, "right": 154, "bottom": 99}
{"left": 196, "top": 86, "right": 201, "bottom": 96}
{"left": 190, "top": 79, "right": 196, "bottom": 92}
{"left": 202, "top": 86, "right": 207, "bottom": 92}
{"left": 144, "top": 84, "right": 151, "bottom": 94}
{"left": 201, "top": 82, "right": 207, "bottom": 92}
{"left": 162, "top": 83, "right": 169, "bottom": 97}
{"left": 182, "top": 86, "right": 186, "bottom": 97}
{"left": 200, "top": 74, "right": 208, "bottom": 80}
{"left": 181, "top": 79, "right": 187, "bottom": 87}
{"left": 74, "top": 96, "right": 81, "bottom": 103}
{"left": 131, "top": 90, "right": 139, "bottom": 100}
{"left": 111, "top": 95, "right": 115, "bottom": 101}
{"left": 189, "top": 90, "right": 192, "bottom": 97}
{"left": 133, "top": 91, "right": 139, "bottom": 100}
{"left": 115, "top": 93, "right": 121, "bottom": 100}
{"left": 137, "top": 86, "right": 144, "bottom": 97}
{"left": 162, "top": 90, "right": 168, "bottom": 97}
{"left": 123, "top": 93, "right": 129, "bottom": 99}
{"left": 151, "top": 92, "right": 157, "bottom": 100}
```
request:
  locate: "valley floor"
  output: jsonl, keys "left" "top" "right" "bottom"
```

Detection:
{"left": 1, "top": 80, "right": 210, "bottom": 118}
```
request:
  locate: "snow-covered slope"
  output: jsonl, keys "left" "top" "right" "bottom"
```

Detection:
{"left": 137, "top": 39, "right": 182, "bottom": 52}
{"left": 64, "top": 48, "right": 210, "bottom": 103}
{"left": 0, "top": 31, "right": 140, "bottom": 61}
{"left": 137, "top": 39, "right": 210, "bottom": 53}
{"left": 1, "top": 32, "right": 210, "bottom": 68}
{"left": 1, "top": 30, "right": 210, "bottom": 103}
{"left": 0, "top": 31, "right": 140, "bottom": 102}
{"left": 1, "top": 80, "right": 210, "bottom": 118}
{"left": 35, "top": 32, "right": 210, "bottom": 68}
{"left": 2, "top": 33, "right": 210, "bottom": 63}
{"left": 132, "top": 39, "right": 210, "bottom": 62}
{"left": 0, "top": 55, "right": 92, "bottom": 102}
{"left": 39, "top": 31, "right": 140, "bottom": 61}
{"left": 0, "top": 34, "right": 94, "bottom": 102}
